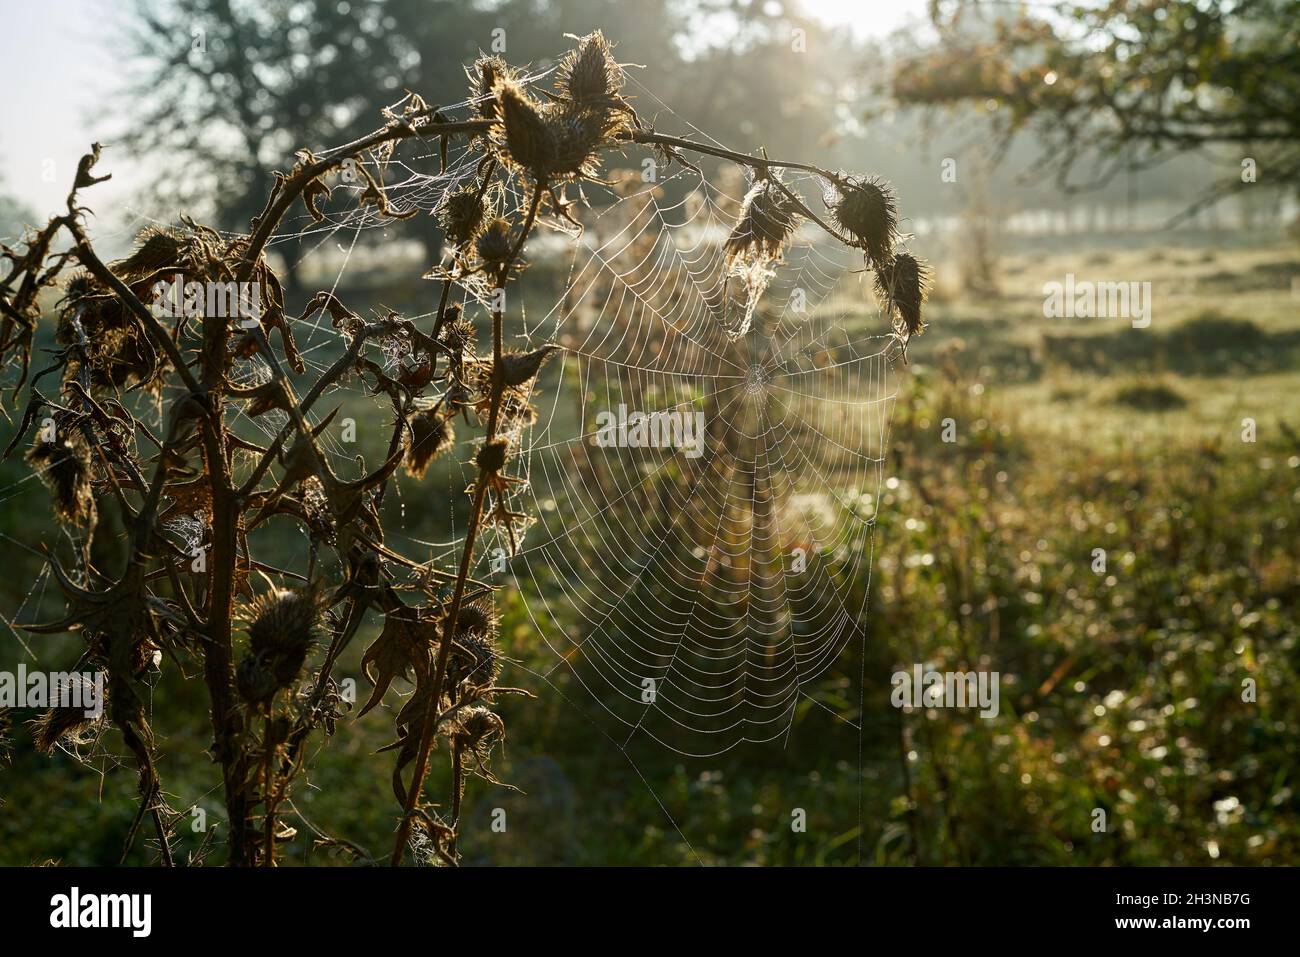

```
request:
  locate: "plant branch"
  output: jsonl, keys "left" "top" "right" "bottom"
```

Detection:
{"left": 390, "top": 185, "right": 543, "bottom": 865}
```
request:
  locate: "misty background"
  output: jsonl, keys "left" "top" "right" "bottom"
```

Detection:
{"left": 3, "top": 0, "right": 1291, "bottom": 269}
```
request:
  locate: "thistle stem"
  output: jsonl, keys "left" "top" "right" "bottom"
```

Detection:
{"left": 390, "top": 185, "right": 542, "bottom": 866}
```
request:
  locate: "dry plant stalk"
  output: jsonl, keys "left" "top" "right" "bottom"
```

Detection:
{"left": 0, "top": 32, "right": 927, "bottom": 866}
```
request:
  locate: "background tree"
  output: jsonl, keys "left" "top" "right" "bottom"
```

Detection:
{"left": 0, "top": 160, "right": 37, "bottom": 240}
{"left": 892, "top": 0, "right": 1300, "bottom": 206}
{"left": 118, "top": 0, "right": 402, "bottom": 290}
{"left": 0, "top": 188, "right": 36, "bottom": 242}
{"left": 115, "top": 0, "right": 863, "bottom": 287}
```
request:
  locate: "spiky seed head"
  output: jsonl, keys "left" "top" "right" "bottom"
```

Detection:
{"left": 874, "top": 253, "right": 930, "bottom": 338}
{"left": 499, "top": 345, "right": 558, "bottom": 387}
{"left": 30, "top": 709, "right": 100, "bottom": 754}
{"left": 438, "top": 303, "right": 463, "bottom": 333}
{"left": 557, "top": 31, "right": 621, "bottom": 104}
{"left": 27, "top": 435, "right": 95, "bottom": 527}
{"left": 242, "top": 589, "right": 320, "bottom": 689}
{"left": 456, "top": 597, "right": 499, "bottom": 640}
{"left": 440, "top": 314, "right": 477, "bottom": 363}
{"left": 475, "top": 438, "right": 509, "bottom": 474}
{"left": 113, "top": 225, "right": 186, "bottom": 280}
{"left": 544, "top": 102, "right": 622, "bottom": 181}
{"left": 63, "top": 271, "right": 96, "bottom": 302}
{"left": 495, "top": 80, "right": 554, "bottom": 175}
{"left": 86, "top": 630, "right": 160, "bottom": 677}
{"left": 726, "top": 181, "right": 803, "bottom": 264}
{"left": 475, "top": 218, "right": 516, "bottom": 267}
{"left": 454, "top": 705, "right": 503, "bottom": 755}
{"left": 492, "top": 77, "right": 622, "bottom": 181}
{"left": 405, "top": 407, "right": 456, "bottom": 479}
{"left": 60, "top": 285, "right": 126, "bottom": 335}
{"left": 452, "top": 633, "right": 501, "bottom": 690}
{"left": 235, "top": 653, "right": 279, "bottom": 707}
{"left": 439, "top": 310, "right": 473, "bottom": 348}
{"left": 469, "top": 56, "right": 512, "bottom": 122}
{"left": 832, "top": 176, "right": 898, "bottom": 269}
{"left": 28, "top": 677, "right": 104, "bottom": 754}
{"left": 438, "top": 186, "right": 490, "bottom": 248}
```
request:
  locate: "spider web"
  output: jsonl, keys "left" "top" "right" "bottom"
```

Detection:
{"left": 503, "top": 162, "right": 896, "bottom": 757}
{"left": 266, "top": 71, "right": 904, "bottom": 852}
{"left": 429, "top": 75, "right": 895, "bottom": 766}
{"left": 230, "top": 76, "right": 900, "bottom": 762}
{"left": 2, "top": 64, "right": 905, "bottom": 862}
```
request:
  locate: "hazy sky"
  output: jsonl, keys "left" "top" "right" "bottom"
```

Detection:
{"left": 1, "top": 1, "right": 142, "bottom": 225}
{"left": 0, "top": 0, "right": 927, "bottom": 228}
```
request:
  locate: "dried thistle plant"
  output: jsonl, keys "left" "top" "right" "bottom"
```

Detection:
{"left": 0, "top": 31, "right": 928, "bottom": 867}
{"left": 874, "top": 252, "right": 931, "bottom": 343}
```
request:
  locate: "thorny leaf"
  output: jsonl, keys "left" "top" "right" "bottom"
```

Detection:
{"left": 357, "top": 607, "right": 440, "bottom": 718}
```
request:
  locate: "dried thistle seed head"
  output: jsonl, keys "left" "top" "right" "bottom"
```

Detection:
{"left": 544, "top": 102, "right": 623, "bottom": 181}
{"left": 112, "top": 225, "right": 186, "bottom": 280}
{"left": 499, "top": 344, "right": 559, "bottom": 387}
{"left": 438, "top": 186, "right": 490, "bottom": 248}
{"left": 439, "top": 310, "right": 474, "bottom": 349}
{"left": 62, "top": 271, "right": 97, "bottom": 302}
{"left": 448, "top": 601, "right": 501, "bottom": 692}
{"left": 449, "top": 631, "right": 502, "bottom": 691}
{"left": 454, "top": 705, "right": 504, "bottom": 755}
{"left": 475, "top": 438, "right": 509, "bottom": 474}
{"left": 242, "top": 589, "right": 320, "bottom": 689}
{"left": 58, "top": 281, "right": 164, "bottom": 391}
{"left": 405, "top": 406, "right": 456, "bottom": 479}
{"left": 87, "top": 327, "right": 160, "bottom": 393}
{"left": 28, "top": 677, "right": 105, "bottom": 754}
{"left": 468, "top": 56, "right": 513, "bottom": 122}
{"left": 456, "top": 597, "right": 499, "bottom": 640}
{"left": 831, "top": 175, "right": 898, "bottom": 269}
{"left": 27, "top": 434, "right": 96, "bottom": 527}
{"left": 475, "top": 218, "right": 516, "bottom": 266}
{"left": 29, "top": 708, "right": 100, "bottom": 754}
{"left": 492, "top": 77, "right": 623, "bottom": 182}
{"left": 557, "top": 31, "right": 622, "bottom": 104}
{"left": 235, "top": 652, "right": 278, "bottom": 707}
{"left": 494, "top": 79, "right": 554, "bottom": 174}
{"left": 726, "top": 180, "right": 803, "bottom": 265}
{"left": 59, "top": 289, "right": 129, "bottom": 340}
{"left": 438, "top": 302, "right": 463, "bottom": 332}
{"left": 874, "top": 253, "right": 930, "bottom": 338}
{"left": 463, "top": 359, "right": 494, "bottom": 399}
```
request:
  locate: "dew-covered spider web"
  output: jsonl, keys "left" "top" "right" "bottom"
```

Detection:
{"left": 211, "top": 70, "right": 902, "bottom": 763}
{"left": 507, "top": 164, "right": 897, "bottom": 757}
{"left": 2, "top": 61, "right": 907, "bottom": 861}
